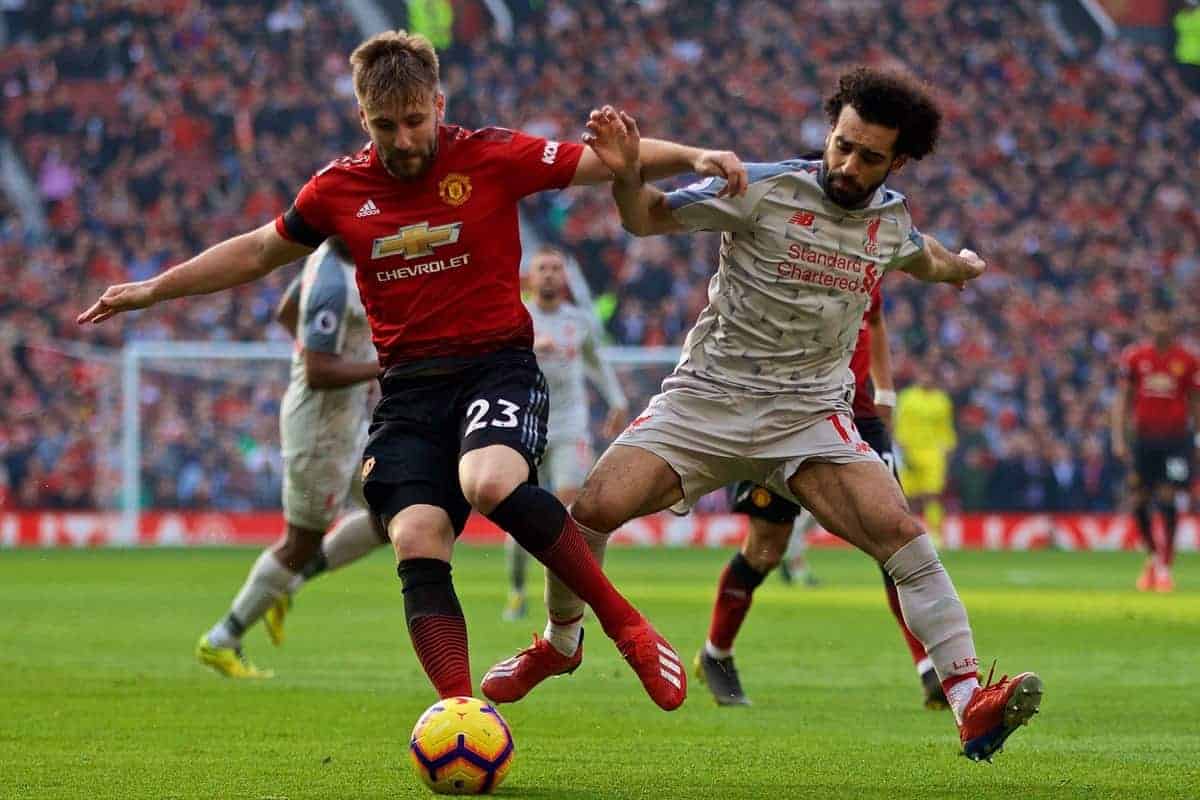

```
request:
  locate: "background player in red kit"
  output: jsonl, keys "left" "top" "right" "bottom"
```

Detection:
{"left": 1112, "top": 304, "right": 1200, "bottom": 592}
{"left": 77, "top": 30, "right": 749, "bottom": 710}
{"left": 699, "top": 284, "right": 949, "bottom": 710}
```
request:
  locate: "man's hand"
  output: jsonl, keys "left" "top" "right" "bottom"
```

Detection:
{"left": 77, "top": 281, "right": 157, "bottom": 324}
{"left": 953, "top": 248, "right": 986, "bottom": 290}
{"left": 583, "top": 106, "right": 642, "bottom": 183}
{"left": 693, "top": 150, "right": 748, "bottom": 197}
{"left": 601, "top": 406, "right": 629, "bottom": 440}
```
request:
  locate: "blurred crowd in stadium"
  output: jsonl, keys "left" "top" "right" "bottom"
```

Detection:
{"left": 1, "top": 0, "right": 1198, "bottom": 513}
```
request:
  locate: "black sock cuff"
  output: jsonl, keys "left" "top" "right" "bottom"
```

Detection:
{"left": 398, "top": 558, "right": 462, "bottom": 622}
{"left": 486, "top": 483, "right": 567, "bottom": 553}
{"left": 730, "top": 552, "right": 767, "bottom": 590}
{"left": 397, "top": 557, "right": 452, "bottom": 589}
{"left": 225, "top": 612, "right": 246, "bottom": 637}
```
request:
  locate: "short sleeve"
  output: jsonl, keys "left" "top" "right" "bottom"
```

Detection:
{"left": 664, "top": 162, "right": 786, "bottom": 233}
{"left": 275, "top": 174, "right": 333, "bottom": 248}
{"left": 890, "top": 226, "right": 924, "bottom": 266}
{"left": 301, "top": 254, "right": 349, "bottom": 354}
{"left": 503, "top": 130, "right": 585, "bottom": 198}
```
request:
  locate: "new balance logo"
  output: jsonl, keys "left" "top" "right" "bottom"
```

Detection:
{"left": 789, "top": 210, "right": 815, "bottom": 227}
{"left": 356, "top": 198, "right": 380, "bottom": 218}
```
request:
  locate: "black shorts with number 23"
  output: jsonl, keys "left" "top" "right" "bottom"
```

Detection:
{"left": 361, "top": 348, "right": 549, "bottom": 535}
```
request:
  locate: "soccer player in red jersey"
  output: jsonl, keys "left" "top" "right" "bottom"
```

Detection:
{"left": 1112, "top": 305, "right": 1200, "bottom": 592}
{"left": 699, "top": 285, "right": 948, "bottom": 711}
{"left": 77, "top": 30, "right": 750, "bottom": 710}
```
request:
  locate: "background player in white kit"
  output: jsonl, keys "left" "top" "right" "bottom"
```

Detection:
{"left": 504, "top": 247, "right": 628, "bottom": 621}
{"left": 195, "top": 238, "right": 384, "bottom": 677}
{"left": 485, "top": 70, "right": 1043, "bottom": 763}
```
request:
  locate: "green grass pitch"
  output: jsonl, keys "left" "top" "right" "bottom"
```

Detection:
{"left": 1, "top": 546, "right": 1197, "bottom": 799}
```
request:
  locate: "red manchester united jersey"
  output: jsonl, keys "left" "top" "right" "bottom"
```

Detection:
{"left": 849, "top": 284, "right": 883, "bottom": 419}
{"left": 1118, "top": 342, "right": 1200, "bottom": 438}
{"left": 275, "top": 124, "right": 584, "bottom": 366}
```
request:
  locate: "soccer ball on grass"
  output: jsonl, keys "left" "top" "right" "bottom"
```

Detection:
{"left": 409, "top": 696, "right": 515, "bottom": 794}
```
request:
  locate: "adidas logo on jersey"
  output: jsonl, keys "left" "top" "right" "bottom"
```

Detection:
{"left": 356, "top": 198, "right": 380, "bottom": 218}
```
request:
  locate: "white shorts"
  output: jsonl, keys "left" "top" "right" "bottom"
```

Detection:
{"left": 615, "top": 386, "right": 879, "bottom": 513}
{"left": 283, "top": 448, "right": 367, "bottom": 531}
{"left": 538, "top": 434, "right": 593, "bottom": 493}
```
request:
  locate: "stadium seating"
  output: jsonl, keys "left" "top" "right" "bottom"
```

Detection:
{"left": 2, "top": 0, "right": 1197, "bottom": 511}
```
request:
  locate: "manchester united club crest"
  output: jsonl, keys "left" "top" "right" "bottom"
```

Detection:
{"left": 751, "top": 487, "right": 773, "bottom": 508}
{"left": 1171, "top": 360, "right": 1187, "bottom": 376}
{"left": 362, "top": 456, "right": 376, "bottom": 480}
{"left": 438, "top": 173, "right": 472, "bottom": 207}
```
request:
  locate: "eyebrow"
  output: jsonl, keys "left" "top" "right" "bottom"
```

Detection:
{"left": 369, "top": 109, "right": 426, "bottom": 124}
{"left": 836, "top": 135, "right": 888, "bottom": 161}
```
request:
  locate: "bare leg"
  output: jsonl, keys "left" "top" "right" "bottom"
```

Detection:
{"left": 787, "top": 460, "right": 981, "bottom": 721}
{"left": 539, "top": 445, "right": 684, "bottom": 653}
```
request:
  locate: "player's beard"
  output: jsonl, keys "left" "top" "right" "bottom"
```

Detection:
{"left": 383, "top": 139, "right": 438, "bottom": 179}
{"left": 822, "top": 163, "right": 887, "bottom": 209}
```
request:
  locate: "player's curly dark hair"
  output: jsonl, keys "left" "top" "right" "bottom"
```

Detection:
{"left": 824, "top": 67, "right": 942, "bottom": 160}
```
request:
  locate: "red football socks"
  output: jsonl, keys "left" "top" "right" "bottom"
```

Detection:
{"left": 707, "top": 553, "right": 766, "bottom": 652}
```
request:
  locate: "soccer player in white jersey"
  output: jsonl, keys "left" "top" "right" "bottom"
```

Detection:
{"left": 485, "top": 68, "right": 1043, "bottom": 763}
{"left": 502, "top": 247, "right": 629, "bottom": 621}
{"left": 195, "top": 237, "right": 384, "bottom": 677}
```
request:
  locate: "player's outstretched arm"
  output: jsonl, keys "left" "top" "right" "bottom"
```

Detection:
{"left": 898, "top": 234, "right": 985, "bottom": 289}
{"left": 572, "top": 105, "right": 747, "bottom": 194}
{"left": 77, "top": 223, "right": 314, "bottom": 325}
{"left": 582, "top": 108, "right": 687, "bottom": 236}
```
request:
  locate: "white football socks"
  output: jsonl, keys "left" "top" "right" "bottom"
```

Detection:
{"left": 321, "top": 511, "right": 382, "bottom": 570}
{"left": 208, "top": 550, "right": 296, "bottom": 648}
{"left": 543, "top": 520, "right": 609, "bottom": 656}
{"left": 947, "top": 677, "right": 981, "bottom": 724}
{"left": 883, "top": 534, "right": 981, "bottom": 725}
{"left": 543, "top": 616, "right": 583, "bottom": 657}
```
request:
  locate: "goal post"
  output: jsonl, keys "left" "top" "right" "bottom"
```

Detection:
{"left": 119, "top": 340, "right": 680, "bottom": 542}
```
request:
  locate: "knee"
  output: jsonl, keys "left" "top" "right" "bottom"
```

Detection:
{"left": 461, "top": 469, "right": 522, "bottom": 515}
{"left": 568, "top": 489, "right": 619, "bottom": 534}
{"left": 389, "top": 509, "right": 454, "bottom": 561}
{"left": 873, "top": 513, "right": 928, "bottom": 564}
{"left": 742, "top": 520, "right": 790, "bottom": 573}
{"left": 275, "top": 524, "right": 322, "bottom": 570}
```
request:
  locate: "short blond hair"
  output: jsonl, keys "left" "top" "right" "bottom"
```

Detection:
{"left": 349, "top": 30, "right": 440, "bottom": 109}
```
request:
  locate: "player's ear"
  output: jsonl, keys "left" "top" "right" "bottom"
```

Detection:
{"left": 435, "top": 91, "right": 446, "bottom": 122}
{"left": 890, "top": 154, "right": 909, "bottom": 174}
{"left": 358, "top": 106, "right": 369, "bottom": 134}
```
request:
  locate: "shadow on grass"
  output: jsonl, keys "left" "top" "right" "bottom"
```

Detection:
{"left": 495, "top": 787, "right": 608, "bottom": 800}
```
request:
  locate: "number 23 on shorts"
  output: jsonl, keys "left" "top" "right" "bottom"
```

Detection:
{"left": 464, "top": 398, "right": 521, "bottom": 436}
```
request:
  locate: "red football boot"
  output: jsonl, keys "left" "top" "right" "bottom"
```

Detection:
{"left": 481, "top": 631, "right": 583, "bottom": 704}
{"left": 1154, "top": 564, "right": 1175, "bottom": 593}
{"left": 614, "top": 617, "right": 686, "bottom": 711}
{"left": 1136, "top": 558, "right": 1155, "bottom": 592}
{"left": 959, "top": 665, "right": 1043, "bottom": 762}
